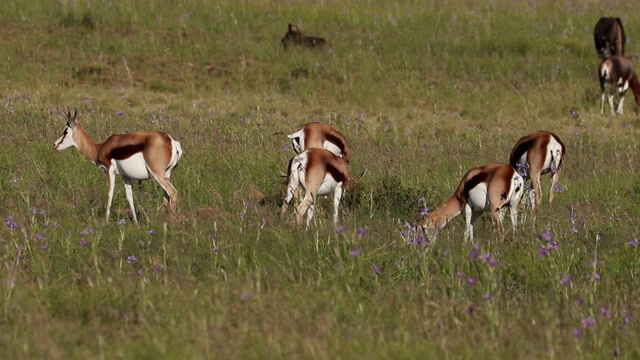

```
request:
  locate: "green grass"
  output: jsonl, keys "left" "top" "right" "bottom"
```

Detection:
{"left": 1, "top": 0, "right": 640, "bottom": 358}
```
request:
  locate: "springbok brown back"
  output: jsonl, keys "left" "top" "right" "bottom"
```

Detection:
{"left": 281, "top": 23, "right": 328, "bottom": 50}
{"left": 593, "top": 17, "right": 626, "bottom": 59}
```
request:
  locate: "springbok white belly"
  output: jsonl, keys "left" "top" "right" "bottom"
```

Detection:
{"left": 467, "top": 183, "right": 490, "bottom": 211}
{"left": 316, "top": 175, "right": 340, "bottom": 196}
{"left": 113, "top": 153, "right": 151, "bottom": 180}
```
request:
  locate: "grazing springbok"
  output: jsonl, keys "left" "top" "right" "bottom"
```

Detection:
{"left": 510, "top": 130, "right": 565, "bottom": 216}
{"left": 599, "top": 56, "right": 640, "bottom": 115}
{"left": 593, "top": 17, "right": 626, "bottom": 60}
{"left": 280, "top": 148, "right": 349, "bottom": 228}
{"left": 287, "top": 122, "right": 351, "bottom": 163}
{"left": 53, "top": 108, "right": 183, "bottom": 224}
{"left": 281, "top": 23, "right": 328, "bottom": 50}
{"left": 420, "top": 163, "right": 524, "bottom": 242}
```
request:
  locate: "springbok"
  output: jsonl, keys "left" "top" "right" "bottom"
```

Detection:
{"left": 53, "top": 108, "right": 183, "bottom": 224}
{"left": 593, "top": 17, "right": 626, "bottom": 60}
{"left": 281, "top": 23, "right": 328, "bottom": 50}
{"left": 509, "top": 130, "right": 565, "bottom": 216}
{"left": 287, "top": 122, "right": 351, "bottom": 163}
{"left": 420, "top": 163, "right": 524, "bottom": 242}
{"left": 599, "top": 56, "right": 640, "bottom": 115}
{"left": 280, "top": 148, "right": 349, "bottom": 228}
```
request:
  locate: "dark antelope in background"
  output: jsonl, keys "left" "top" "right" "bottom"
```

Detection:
{"left": 593, "top": 17, "right": 626, "bottom": 59}
{"left": 281, "top": 23, "right": 328, "bottom": 49}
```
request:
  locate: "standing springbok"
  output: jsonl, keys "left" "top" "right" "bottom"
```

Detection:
{"left": 593, "top": 17, "right": 626, "bottom": 60}
{"left": 281, "top": 23, "right": 328, "bottom": 50}
{"left": 53, "top": 108, "right": 183, "bottom": 224}
{"left": 287, "top": 122, "right": 351, "bottom": 163}
{"left": 509, "top": 130, "right": 565, "bottom": 216}
{"left": 280, "top": 148, "right": 349, "bottom": 228}
{"left": 599, "top": 56, "right": 640, "bottom": 115}
{"left": 420, "top": 163, "right": 524, "bottom": 242}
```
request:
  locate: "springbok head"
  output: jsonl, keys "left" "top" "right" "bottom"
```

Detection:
{"left": 53, "top": 108, "right": 80, "bottom": 151}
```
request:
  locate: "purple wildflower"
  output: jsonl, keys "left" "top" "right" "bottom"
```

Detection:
{"left": 537, "top": 229, "right": 552, "bottom": 242}
{"left": 591, "top": 273, "right": 601, "bottom": 282}
{"left": 623, "top": 310, "right": 632, "bottom": 324}
{"left": 418, "top": 196, "right": 426, "bottom": 203}
{"left": 335, "top": 225, "right": 345, "bottom": 234}
{"left": 117, "top": 219, "right": 126, "bottom": 226}
{"left": 127, "top": 255, "right": 137, "bottom": 263}
{"left": 80, "top": 227, "right": 91, "bottom": 235}
{"left": 573, "top": 328, "right": 583, "bottom": 337}
{"left": 539, "top": 246, "right": 548, "bottom": 259}
{"left": 420, "top": 207, "right": 429, "bottom": 216}
{"left": 148, "top": 229, "right": 154, "bottom": 235}
{"left": 42, "top": 244, "right": 50, "bottom": 251}
{"left": 600, "top": 308, "right": 612, "bottom": 318}
{"left": 137, "top": 269, "right": 144, "bottom": 275}
{"left": 483, "top": 293, "right": 492, "bottom": 300}
{"left": 212, "top": 247, "right": 220, "bottom": 254}
{"left": 5, "top": 216, "right": 19, "bottom": 230}
{"left": 469, "top": 242, "right": 480, "bottom": 260}
{"left": 36, "top": 233, "right": 44, "bottom": 241}
{"left": 79, "top": 239, "right": 88, "bottom": 246}
{"left": 576, "top": 297, "right": 584, "bottom": 306}
{"left": 549, "top": 241, "right": 559, "bottom": 250}
{"left": 153, "top": 264, "right": 160, "bottom": 273}
{"left": 349, "top": 248, "right": 362, "bottom": 257}
{"left": 628, "top": 238, "right": 638, "bottom": 248}
{"left": 582, "top": 317, "right": 596, "bottom": 329}
{"left": 373, "top": 265, "right": 381, "bottom": 275}
{"left": 571, "top": 225, "right": 579, "bottom": 234}
{"left": 560, "top": 274, "right": 572, "bottom": 287}
{"left": 467, "top": 277, "right": 477, "bottom": 287}
{"left": 357, "top": 228, "right": 367, "bottom": 238}
{"left": 466, "top": 306, "right": 474, "bottom": 316}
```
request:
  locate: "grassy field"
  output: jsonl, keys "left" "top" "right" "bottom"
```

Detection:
{"left": 1, "top": 0, "right": 640, "bottom": 358}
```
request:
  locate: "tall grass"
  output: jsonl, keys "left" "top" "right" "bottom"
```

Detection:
{"left": 1, "top": 0, "right": 640, "bottom": 358}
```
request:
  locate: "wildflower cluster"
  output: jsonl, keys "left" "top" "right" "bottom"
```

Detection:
{"left": 537, "top": 230, "right": 559, "bottom": 259}
{"left": 401, "top": 221, "right": 430, "bottom": 248}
